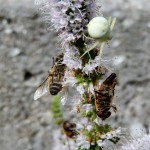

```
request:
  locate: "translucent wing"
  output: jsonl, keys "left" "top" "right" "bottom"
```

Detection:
{"left": 60, "top": 86, "right": 81, "bottom": 106}
{"left": 34, "top": 77, "right": 50, "bottom": 100}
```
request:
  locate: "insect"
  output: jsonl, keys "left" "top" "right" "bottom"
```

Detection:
{"left": 94, "top": 73, "right": 117, "bottom": 120}
{"left": 76, "top": 104, "right": 80, "bottom": 113}
{"left": 63, "top": 121, "right": 79, "bottom": 138}
{"left": 34, "top": 53, "right": 66, "bottom": 100}
{"left": 81, "top": 17, "right": 116, "bottom": 64}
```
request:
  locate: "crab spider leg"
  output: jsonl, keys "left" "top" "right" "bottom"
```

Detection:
{"left": 98, "top": 42, "right": 105, "bottom": 64}
{"left": 108, "top": 17, "right": 116, "bottom": 31}
{"left": 108, "top": 17, "right": 112, "bottom": 26}
{"left": 98, "top": 18, "right": 116, "bottom": 63}
{"left": 87, "top": 52, "right": 92, "bottom": 59}
{"left": 80, "top": 40, "right": 100, "bottom": 58}
{"left": 83, "top": 34, "right": 94, "bottom": 40}
{"left": 110, "top": 18, "right": 116, "bottom": 31}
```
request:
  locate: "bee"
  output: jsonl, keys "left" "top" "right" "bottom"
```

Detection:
{"left": 34, "top": 53, "right": 66, "bottom": 100}
{"left": 95, "top": 73, "right": 117, "bottom": 120}
{"left": 63, "top": 121, "right": 79, "bottom": 138}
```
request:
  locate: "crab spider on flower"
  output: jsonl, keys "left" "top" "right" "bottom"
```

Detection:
{"left": 81, "top": 17, "right": 116, "bottom": 63}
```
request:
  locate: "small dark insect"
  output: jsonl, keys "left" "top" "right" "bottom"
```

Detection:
{"left": 63, "top": 121, "right": 79, "bottom": 138}
{"left": 34, "top": 53, "right": 66, "bottom": 100}
{"left": 95, "top": 73, "right": 117, "bottom": 120}
{"left": 76, "top": 104, "right": 81, "bottom": 113}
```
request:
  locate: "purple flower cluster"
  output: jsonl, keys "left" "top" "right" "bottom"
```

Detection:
{"left": 35, "top": 0, "right": 98, "bottom": 47}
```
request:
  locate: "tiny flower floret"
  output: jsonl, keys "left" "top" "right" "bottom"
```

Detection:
{"left": 87, "top": 17, "right": 109, "bottom": 38}
{"left": 76, "top": 135, "right": 90, "bottom": 149}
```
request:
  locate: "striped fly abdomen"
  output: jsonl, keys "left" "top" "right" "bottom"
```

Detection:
{"left": 50, "top": 82, "right": 62, "bottom": 95}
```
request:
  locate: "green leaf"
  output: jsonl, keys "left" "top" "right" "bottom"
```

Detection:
{"left": 51, "top": 95, "right": 64, "bottom": 125}
{"left": 53, "top": 118, "right": 64, "bottom": 125}
{"left": 81, "top": 110, "right": 87, "bottom": 117}
{"left": 103, "top": 124, "right": 112, "bottom": 133}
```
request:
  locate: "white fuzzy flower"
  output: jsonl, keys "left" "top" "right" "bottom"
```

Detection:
{"left": 35, "top": 0, "right": 97, "bottom": 47}
{"left": 101, "top": 127, "right": 123, "bottom": 140}
{"left": 76, "top": 123, "right": 84, "bottom": 130}
{"left": 76, "top": 82, "right": 94, "bottom": 95}
{"left": 82, "top": 56, "right": 113, "bottom": 76}
{"left": 82, "top": 104, "right": 93, "bottom": 114}
{"left": 76, "top": 135, "right": 90, "bottom": 149}
{"left": 94, "top": 116, "right": 102, "bottom": 125}
{"left": 87, "top": 83, "right": 95, "bottom": 95}
{"left": 97, "top": 140, "right": 104, "bottom": 147}
{"left": 59, "top": 32, "right": 76, "bottom": 47}
{"left": 52, "top": 130, "right": 76, "bottom": 150}
{"left": 76, "top": 85, "right": 85, "bottom": 95}
{"left": 63, "top": 48, "right": 82, "bottom": 70}
{"left": 83, "top": 56, "right": 99, "bottom": 74}
{"left": 63, "top": 70, "right": 77, "bottom": 87}
{"left": 101, "top": 132, "right": 111, "bottom": 140}
{"left": 87, "top": 125, "right": 93, "bottom": 131}
{"left": 35, "top": 0, "right": 68, "bottom": 31}
{"left": 82, "top": 63, "right": 96, "bottom": 74}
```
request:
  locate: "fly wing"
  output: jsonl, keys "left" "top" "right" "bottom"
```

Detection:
{"left": 60, "top": 86, "right": 80, "bottom": 106}
{"left": 34, "top": 77, "right": 50, "bottom": 100}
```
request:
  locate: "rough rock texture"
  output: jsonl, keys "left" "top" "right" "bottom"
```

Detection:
{"left": 0, "top": 0, "right": 150, "bottom": 150}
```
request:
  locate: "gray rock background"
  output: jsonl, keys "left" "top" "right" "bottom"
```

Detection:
{"left": 0, "top": 0, "right": 150, "bottom": 149}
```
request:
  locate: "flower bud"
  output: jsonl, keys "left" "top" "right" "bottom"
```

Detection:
{"left": 87, "top": 17, "right": 109, "bottom": 38}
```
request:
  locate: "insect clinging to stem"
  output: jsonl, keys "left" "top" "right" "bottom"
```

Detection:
{"left": 62, "top": 121, "right": 79, "bottom": 138}
{"left": 80, "top": 17, "right": 116, "bottom": 63}
{"left": 94, "top": 73, "right": 117, "bottom": 120}
{"left": 34, "top": 53, "right": 66, "bottom": 100}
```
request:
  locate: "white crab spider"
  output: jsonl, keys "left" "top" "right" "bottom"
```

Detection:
{"left": 81, "top": 17, "right": 116, "bottom": 63}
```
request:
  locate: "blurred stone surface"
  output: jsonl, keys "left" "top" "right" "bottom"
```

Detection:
{"left": 0, "top": 0, "right": 150, "bottom": 150}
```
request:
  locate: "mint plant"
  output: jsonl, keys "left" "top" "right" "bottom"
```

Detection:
{"left": 34, "top": 0, "right": 125, "bottom": 149}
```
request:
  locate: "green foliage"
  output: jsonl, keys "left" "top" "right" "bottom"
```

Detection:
{"left": 81, "top": 110, "right": 87, "bottom": 117}
{"left": 51, "top": 95, "right": 64, "bottom": 125}
{"left": 81, "top": 108, "right": 97, "bottom": 122}
{"left": 77, "top": 147, "right": 81, "bottom": 150}
{"left": 94, "top": 123, "right": 112, "bottom": 134}
{"left": 81, "top": 123, "right": 113, "bottom": 147}
{"left": 75, "top": 70, "right": 103, "bottom": 85}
